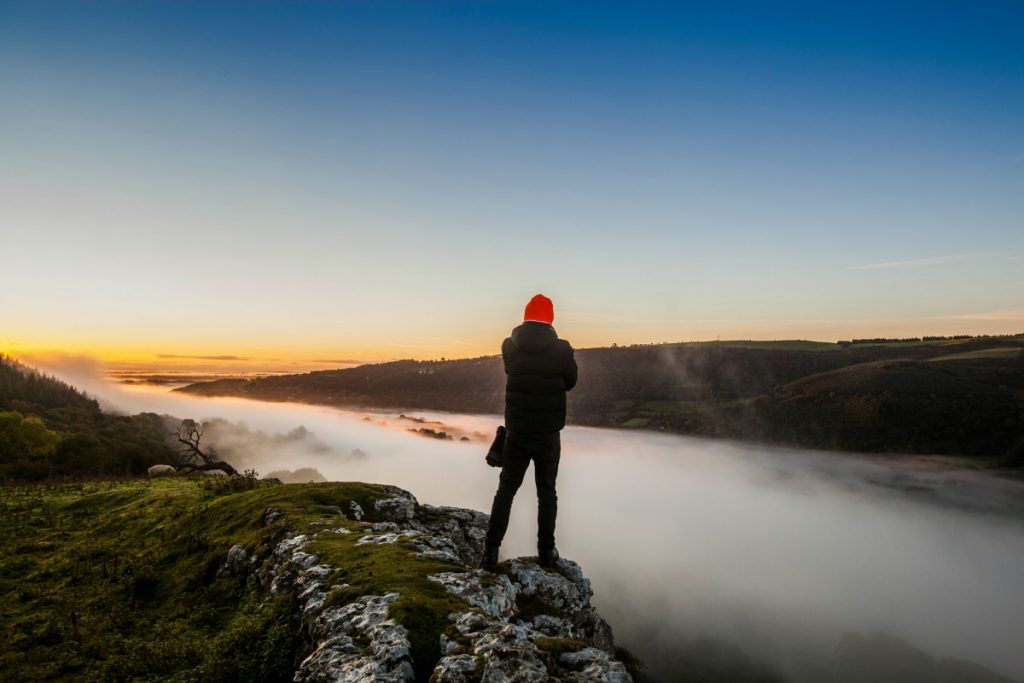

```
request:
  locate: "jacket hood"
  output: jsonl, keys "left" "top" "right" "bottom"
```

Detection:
{"left": 509, "top": 321, "right": 559, "bottom": 353}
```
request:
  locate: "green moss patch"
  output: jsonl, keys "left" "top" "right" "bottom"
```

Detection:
{"left": 308, "top": 530, "right": 469, "bottom": 680}
{"left": 535, "top": 636, "right": 587, "bottom": 655}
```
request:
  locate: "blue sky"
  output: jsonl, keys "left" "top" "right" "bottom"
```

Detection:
{"left": 1, "top": 1, "right": 1022, "bottom": 366}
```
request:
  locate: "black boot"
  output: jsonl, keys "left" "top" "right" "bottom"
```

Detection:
{"left": 481, "top": 545, "right": 499, "bottom": 572}
{"left": 538, "top": 546, "right": 559, "bottom": 568}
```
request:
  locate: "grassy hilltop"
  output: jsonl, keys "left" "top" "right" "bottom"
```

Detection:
{"left": 0, "top": 477, "right": 475, "bottom": 681}
{"left": 1, "top": 476, "right": 644, "bottom": 682}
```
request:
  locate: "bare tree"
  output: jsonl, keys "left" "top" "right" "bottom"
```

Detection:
{"left": 172, "top": 419, "right": 239, "bottom": 476}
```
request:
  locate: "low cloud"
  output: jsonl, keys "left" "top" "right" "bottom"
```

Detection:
{"left": 156, "top": 354, "right": 250, "bottom": 361}
{"left": 940, "top": 308, "right": 1024, "bottom": 322}
{"left": 264, "top": 467, "right": 329, "bottom": 483}
{"left": 170, "top": 418, "right": 374, "bottom": 476}
{"left": 11, "top": 350, "right": 105, "bottom": 378}
{"left": 310, "top": 359, "right": 368, "bottom": 365}
{"left": 848, "top": 255, "right": 966, "bottom": 271}
{"left": 8, "top": 351, "right": 120, "bottom": 410}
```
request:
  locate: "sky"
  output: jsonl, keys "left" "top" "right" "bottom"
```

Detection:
{"left": 2, "top": 1, "right": 1022, "bottom": 370}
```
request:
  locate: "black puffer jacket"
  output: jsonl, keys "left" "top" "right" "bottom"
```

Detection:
{"left": 502, "top": 322, "right": 578, "bottom": 433}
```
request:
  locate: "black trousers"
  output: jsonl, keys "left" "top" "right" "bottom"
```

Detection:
{"left": 485, "top": 430, "right": 561, "bottom": 551}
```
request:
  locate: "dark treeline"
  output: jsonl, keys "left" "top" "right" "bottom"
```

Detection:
{"left": 839, "top": 333, "right": 1020, "bottom": 345}
{"left": 0, "top": 355, "right": 176, "bottom": 480}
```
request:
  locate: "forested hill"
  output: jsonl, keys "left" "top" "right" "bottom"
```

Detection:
{"left": 0, "top": 355, "right": 175, "bottom": 479}
{"left": 178, "top": 336, "right": 1024, "bottom": 464}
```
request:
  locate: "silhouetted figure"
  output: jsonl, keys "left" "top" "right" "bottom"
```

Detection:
{"left": 483, "top": 294, "right": 578, "bottom": 570}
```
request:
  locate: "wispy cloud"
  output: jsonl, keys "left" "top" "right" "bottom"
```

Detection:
{"left": 310, "top": 359, "right": 367, "bottom": 365}
{"left": 156, "top": 354, "right": 250, "bottom": 361}
{"left": 849, "top": 255, "right": 967, "bottom": 271}
{"left": 384, "top": 338, "right": 478, "bottom": 349}
{"left": 940, "top": 308, "right": 1024, "bottom": 322}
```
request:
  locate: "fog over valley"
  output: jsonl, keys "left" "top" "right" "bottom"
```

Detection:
{"left": 30, "top": 361, "right": 1023, "bottom": 683}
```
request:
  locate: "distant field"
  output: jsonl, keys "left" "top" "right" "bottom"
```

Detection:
{"left": 847, "top": 336, "right": 1023, "bottom": 349}
{"left": 847, "top": 339, "right": 950, "bottom": 348}
{"left": 928, "top": 347, "right": 1024, "bottom": 362}
{"left": 662, "top": 339, "right": 841, "bottom": 351}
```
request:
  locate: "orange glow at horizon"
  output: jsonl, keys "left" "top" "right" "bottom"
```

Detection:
{"left": 7, "top": 310, "right": 1024, "bottom": 377}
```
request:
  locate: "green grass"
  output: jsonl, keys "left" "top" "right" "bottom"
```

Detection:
{"left": 0, "top": 477, "right": 471, "bottom": 682}
{"left": 665, "top": 339, "right": 842, "bottom": 351}
{"left": 534, "top": 636, "right": 586, "bottom": 656}
{"left": 928, "top": 347, "right": 1023, "bottom": 362}
{"left": 846, "top": 338, "right": 970, "bottom": 348}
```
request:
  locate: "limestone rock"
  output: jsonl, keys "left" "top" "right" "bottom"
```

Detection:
{"left": 253, "top": 529, "right": 415, "bottom": 682}
{"left": 560, "top": 648, "right": 633, "bottom": 682}
{"left": 431, "top": 653, "right": 479, "bottom": 682}
{"left": 297, "top": 592, "right": 414, "bottom": 682}
{"left": 217, "top": 543, "right": 249, "bottom": 577}
{"left": 507, "top": 558, "right": 615, "bottom": 652}
{"left": 429, "top": 558, "right": 631, "bottom": 682}
{"left": 373, "top": 487, "right": 417, "bottom": 522}
{"left": 245, "top": 484, "right": 629, "bottom": 682}
{"left": 417, "top": 504, "right": 490, "bottom": 568}
{"left": 356, "top": 532, "right": 415, "bottom": 546}
{"left": 478, "top": 647, "right": 549, "bottom": 682}
{"left": 263, "top": 506, "right": 284, "bottom": 525}
{"left": 428, "top": 571, "right": 518, "bottom": 620}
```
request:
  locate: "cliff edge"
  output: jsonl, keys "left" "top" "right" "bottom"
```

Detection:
{"left": 257, "top": 483, "right": 633, "bottom": 682}
{"left": 0, "top": 478, "right": 635, "bottom": 682}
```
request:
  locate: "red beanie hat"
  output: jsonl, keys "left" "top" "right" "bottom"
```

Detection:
{"left": 524, "top": 294, "right": 554, "bottom": 324}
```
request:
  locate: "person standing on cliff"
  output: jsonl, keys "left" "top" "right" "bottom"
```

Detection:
{"left": 482, "top": 293, "right": 578, "bottom": 571}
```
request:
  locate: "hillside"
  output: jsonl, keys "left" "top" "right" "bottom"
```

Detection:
{"left": 711, "top": 359, "right": 1023, "bottom": 457}
{"left": 0, "top": 354, "right": 637, "bottom": 681}
{"left": 0, "top": 477, "right": 637, "bottom": 682}
{"left": 177, "top": 336, "right": 1024, "bottom": 464}
{"left": 0, "top": 355, "right": 177, "bottom": 480}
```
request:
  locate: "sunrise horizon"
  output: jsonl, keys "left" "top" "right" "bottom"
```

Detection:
{"left": 8, "top": 318, "right": 1023, "bottom": 380}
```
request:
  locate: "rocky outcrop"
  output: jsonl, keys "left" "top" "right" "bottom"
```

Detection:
{"left": 240, "top": 485, "right": 633, "bottom": 682}
{"left": 297, "top": 591, "right": 414, "bottom": 682}
{"left": 428, "top": 559, "right": 629, "bottom": 681}
{"left": 217, "top": 543, "right": 249, "bottom": 577}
